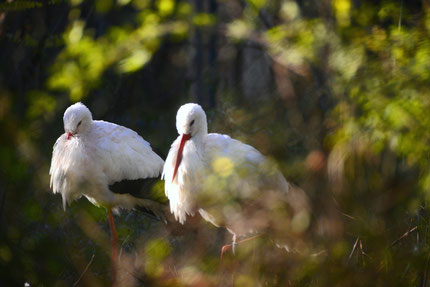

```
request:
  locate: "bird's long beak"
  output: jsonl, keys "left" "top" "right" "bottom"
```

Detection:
{"left": 172, "top": 133, "right": 191, "bottom": 182}
{"left": 66, "top": 132, "right": 73, "bottom": 140}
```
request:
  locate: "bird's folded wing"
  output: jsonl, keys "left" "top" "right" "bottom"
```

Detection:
{"left": 204, "top": 133, "right": 266, "bottom": 172}
{"left": 202, "top": 133, "right": 290, "bottom": 200}
{"left": 94, "top": 120, "right": 164, "bottom": 184}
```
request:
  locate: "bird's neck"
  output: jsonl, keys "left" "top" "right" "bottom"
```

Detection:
{"left": 82, "top": 121, "right": 94, "bottom": 135}
{"left": 190, "top": 134, "right": 205, "bottom": 145}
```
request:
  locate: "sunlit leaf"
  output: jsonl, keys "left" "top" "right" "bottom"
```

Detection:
{"left": 119, "top": 49, "right": 152, "bottom": 73}
{"left": 227, "top": 20, "right": 252, "bottom": 41}
{"left": 333, "top": 0, "right": 351, "bottom": 26}
{"left": 67, "top": 20, "right": 84, "bottom": 44}
{"left": 157, "top": 0, "right": 175, "bottom": 17}
{"left": 193, "top": 13, "right": 216, "bottom": 27}
{"left": 281, "top": 1, "right": 300, "bottom": 20}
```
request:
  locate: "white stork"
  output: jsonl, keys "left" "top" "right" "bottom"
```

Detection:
{"left": 49, "top": 102, "right": 165, "bottom": 283}
{"left": 162, "top": 103, "right": 308, "bottom": 258}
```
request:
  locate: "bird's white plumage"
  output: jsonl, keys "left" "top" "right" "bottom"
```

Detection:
{"left": 163, "top": 134, "right": 205, "bottom": 223}
{"left": 163, "top": 103, "right": 308, "bottom": 240}
{"left": 50, "top": 102, "right": 165, "bottom": 211}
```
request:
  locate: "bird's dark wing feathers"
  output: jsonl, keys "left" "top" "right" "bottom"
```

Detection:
{"left": 109, "top": 178, "right": 165, "bottom": 221}
{"left": 109, "top": 178, "right": 158, "bottom": 196}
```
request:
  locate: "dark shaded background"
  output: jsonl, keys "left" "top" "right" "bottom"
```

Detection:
{"left": 1, "top": 0, "right": 430, "bottom": 286}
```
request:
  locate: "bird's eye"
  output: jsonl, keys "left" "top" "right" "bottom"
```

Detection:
{"left": 190, "top": 120, "right": 195, "bottom": 127}
{"left": 77, "top": 121, "right": 82, "bottom": 127}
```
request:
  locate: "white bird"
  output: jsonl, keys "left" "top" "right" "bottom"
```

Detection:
{"left": 163, "top": 103, "right": 309, "bottom": 257}
{"left": 49, "top": 102, "right": 165, "bottom": 283}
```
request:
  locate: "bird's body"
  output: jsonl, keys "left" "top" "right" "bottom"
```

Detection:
{"left": 49, "top": 102, "right": 165, "bottom": 283}
{"left": 163, "top": 103, "right": 307, "bottom": 248}
{"left": 50, "top": 119, "right": 164, "bottom": 211}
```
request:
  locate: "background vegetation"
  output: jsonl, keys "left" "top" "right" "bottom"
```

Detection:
{"left": 1, "top": 0, "right": 430, "bottom": 286}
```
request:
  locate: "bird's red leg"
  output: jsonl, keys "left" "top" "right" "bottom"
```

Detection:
{"left": 107, "top": 209, "right": 118, "bottom": 284}
{"left": 220, "top": 243, "right": 232, "bottom": 261}
{"left": 220, "top": 234, "right": 262, "bottom": 260}
{"left": 220, "top": 235, "right": 238, "bottom": 286}
{"left": 219, "top": 234, "right": 262, "bottom": 285}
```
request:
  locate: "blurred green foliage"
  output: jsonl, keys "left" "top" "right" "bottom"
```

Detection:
{"left": 1, "top": 0, "right": 430, "bottom": 286}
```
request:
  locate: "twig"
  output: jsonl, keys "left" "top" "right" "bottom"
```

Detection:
{"left": 418, "top": 226, "right": 420, "bottom": 245}
{"left": 73, "top": 254, "right": 95, "bottom": 287}
{"left": 358, "top": 239, "right": 371, "bottom": 265}
{"left": 391, "top": 226, "right": 418, "bottom": 247}
{"left": 119, "top": 234, "right": 130, "bottom": 261}
{"left": 311, "top": 250, "right": 327, "bottom": 257}
{"left": 348, "top": 237, "right": 359, "bottom": 262}
{"left": 402, "top": 263, "right": 410, "bottom": 279}
{"left": 341, "top": 212, "right": 356, "bottom": 220}
{"left": 331, "top": 195, "right": 356, "bottom": 220}
{"left": 359, "top": 239, "right": 370, "bottom": 259}
{"left": 398, "top": 0, "right": 403, "bottom": 30}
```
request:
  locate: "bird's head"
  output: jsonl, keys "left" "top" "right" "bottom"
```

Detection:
{"left": 176, "top": 103, "right": 208, "bottom": 138}
{"left": 63, "top": 102, "right": 93, "bottom": 140}
{"left": 172, "top": 103, "right": 208, "bottom": 181}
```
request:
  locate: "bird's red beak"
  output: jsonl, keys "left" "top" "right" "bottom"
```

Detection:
{"left": 172, "top": 133, "right": 191, "bottom": 182}
{"left": 66, "top": 132, "right": 73, "bottom": 140}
